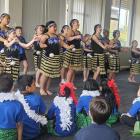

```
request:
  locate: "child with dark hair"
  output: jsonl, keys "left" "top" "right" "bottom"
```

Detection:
{"left": 17, "top": 75, "right": 47, "bottom": 140}
{"left": 74, "top": 97, "right": 120, "bottom": 140}
{"left": 100, "top": 79, "right": 120, "bottom": 125}
{"left": 47, "top": 82, "right": 77, "bottom": 136}
{"left": 33, "top": 25, "right": 46, "bottom": 87}
{"left": 76, "top": 79, "right": 100, "bottom": 129}
{"left": 4, "top": 29, "right": 36, "bottom": 80}
{"left": 0, "top": 13, "right": 11, "bottom": 74}
{"left": 81, "top": 34, "right": 93, "bottom": 82}
{"left": 77, "top": 79, "right": 100, "bottom": 114}
{"left": 15, "top": 26, "right": 28, "bottom": 75}
{"left": 128, "top": 40, "right": 140, "bottom": 83}
{"left": 0, "top": 73, "right": 23, "bottom": 140}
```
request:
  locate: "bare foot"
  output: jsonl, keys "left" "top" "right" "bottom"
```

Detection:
{"left": 128, "top": 77, "right": 133, "bottom": 82}
{"left": 40, "top": 89, "right": 47, "bottom": 96}
{"left": 46, "top": 90, "right": 53, "bottom": 96}
{"left": 35, "top": 82, "right": 40, "bottom": 88}
{"left": 132, "top": 79, "right": 137, "bottom": 83}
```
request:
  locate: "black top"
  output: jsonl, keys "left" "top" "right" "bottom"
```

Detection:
{"left": 5, "top": 43, "right": 20, "bottom": 58}
{"left": 131, "top": 50, "right": 140, "bottom": 59}
{"left": 91, "top": 38, "right": 104, "bottom": 54}
{"left": 67, "top": 31, "right": 81, "bottom": 49}
{"left": 45, "top": 35, "right": 60, "bottom": 56}
{"left": 74, "top": 123, "right": 120, "bottom": 140}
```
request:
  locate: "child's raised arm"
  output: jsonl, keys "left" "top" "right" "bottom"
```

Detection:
{"left": 18, "top": 35, "right": 38, "bottom": 49}
{"left": 4, "top": 38, "right": 17, "bottom": 47}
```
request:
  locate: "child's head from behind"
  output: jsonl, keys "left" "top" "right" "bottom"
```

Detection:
{"left": 17, "top": 75, "right": 35, "bottom": 94}
{"left": 83, "top": 79, "right": 99, "bottom": 91}
{"left": 59, "top": 83, "right": 71, "bottom": 99}
{"left": 90, "top": 97, "right": 111, "bottom": 124}
{"left": 0, "top": 73, "right": 13, "bottom": 93}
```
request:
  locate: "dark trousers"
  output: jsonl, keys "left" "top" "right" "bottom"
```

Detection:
{"left": 120, "top": 113, "right": 140, "bottom": 127}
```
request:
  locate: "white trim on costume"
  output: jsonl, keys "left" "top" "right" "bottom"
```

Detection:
{"left": 54, "top": 96, "right": 73, "bottom": 131}
{"left": 0, "top": 91, "right": 47, "bottom": 125}
{"left": 80, "top": 90, "right": 100, "bottom": 97}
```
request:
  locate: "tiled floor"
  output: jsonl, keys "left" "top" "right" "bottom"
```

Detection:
{"left": 37, "top": 70, "right": 140, "bottom": 140}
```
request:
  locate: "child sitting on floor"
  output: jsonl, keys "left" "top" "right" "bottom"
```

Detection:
{"left": 120, "top": 87, "right": 140, "bottom": 128}
{"left": 74, "top": 97, "right": 120, "bottom": 140}
{"left": 76, "top": 79, "right": 100, "bottom": 129}
{"left": 100, "top": 79, "right": 120, "bottom": 125}
{"left": 17, "top": 75, "right": 47, "bottom": 140}
{"left": 47, "top": 82, "right": 77, "bottom": 136}
{"left": 0, "top": 73, "right": 23, "bottom": 140}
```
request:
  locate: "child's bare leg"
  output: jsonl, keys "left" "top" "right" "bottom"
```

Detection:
{"left": 22, "top": 60, "right": 28, "bottom": 75}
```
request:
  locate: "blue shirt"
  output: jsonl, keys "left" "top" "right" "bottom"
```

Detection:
{"left": 128, "top": 101, "right": 140, "bottom": 117}
{"left": 17, "top": 36, "right": 26, "bottom": 55}
{"left": 76, "top": 90, "right": 100, "bottom": 114}
{"left": 0, "top": 100, "right": 23, "bottom": 129}
{"left": 74, "top": 123, "right": 120, "bottom": 140}
{"left": 22, "top": 93, "right": 46, "bottom": 140}
{"left": 76, "top": 96, "right": 93, "bottom": 114}
{"left": 47, "top": 97, "right": 77, "bottom": 136}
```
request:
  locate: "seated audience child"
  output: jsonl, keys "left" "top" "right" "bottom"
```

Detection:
{"left": 107, "top": 78, "right": 120, "bottom": 108}
{"left": 76, "top": 79, "right": 100, "bottom": 129}
{"left": 17, "top": 75, "right": 46, "bottom": 140}
{"left": 74, "top": 97, "right": 120, "bottom": 140}
{"left": 120, "top": 87, "right": 140, "bottom": 128}
{"left": 47, "top": 82, "right": 77, "bottom": 136}
{"left": 0, "top": 73, "right": 23, "bottom": 140}
{"left": 100, "top": 79, "right": 120, "bottom": 125}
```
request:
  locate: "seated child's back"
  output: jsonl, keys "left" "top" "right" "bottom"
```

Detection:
{"left": 47, "top": 82, "right": 77, "bottom": 136}
{"left": 0, "top": 73, "right": 23, "bottom": 140}
{"left": 17, "top": 75, "right": 46, "bottom": 140}
{"left": 74, "top": 97, "right": 120, "bottom": 140}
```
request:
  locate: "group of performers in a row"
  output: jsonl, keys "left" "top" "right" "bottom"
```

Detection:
{"left": 0, "top": 13, "right": 140, "bottom": 95}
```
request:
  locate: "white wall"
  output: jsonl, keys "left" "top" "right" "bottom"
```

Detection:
{"left": 133, "top": 0, "right": 140, "bottom": 45}
{"left": 22, "top": 0, "right": 66, "bottom": 40}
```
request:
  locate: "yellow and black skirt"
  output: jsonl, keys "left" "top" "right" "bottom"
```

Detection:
{"left": 130, "top": 58, "right": 140, "bottom": 74}
{"left": 40, "top": 50, "right": 61, "bottom": 78}
{"left": 108, "top": 53, "right": 120, "bottom": 73}
{"left": 5, "top": 57, "right": 20, "bottom": 81}
{"left": 83, "top": 55, "right": 92, "bottom": 70}
{"left": 34, "top": 53, "right": 42, "bottom": 70}
{"left": 59, "top": 47, "right": 64, "bottom": 67}
{"left": 92, "top": 53, "right": 106, "bottom": 75}
{"left": 63, "top": 48, "right": 83, "bottom": 71}
{"left": 0, "top": 52, "right": 5, "bottom": 74}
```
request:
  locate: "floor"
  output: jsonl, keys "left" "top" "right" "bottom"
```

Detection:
{"left": 37, "top": 70, "right": 140, "bottom": 140}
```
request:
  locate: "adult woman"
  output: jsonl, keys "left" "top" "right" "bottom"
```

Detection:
{"left": 63, "top": 19, "right": 82, "bottom": 84}
{"left": 91, "top": 24, "right": 107, "bottom": 80}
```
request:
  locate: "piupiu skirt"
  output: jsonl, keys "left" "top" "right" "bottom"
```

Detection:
{"left": 0, "top": 52, "right": 5, "bottom": 74}
{"left": 5, "top": 57, "right": 20, "bottom": 80}
{"left": 40, "top": 50, "right": 61, "bottom": 78}
{"left": 83, "top": 55, "right": 92, "bottom": 70}
{"left": 63, "top": 48, "right": 83, "bottom": 71}
{"left": 130, "top": 58, "right": 140, "bottom": 75}
{"left": 34, "top": 52, "right": 42, "bottom": 70}
{"left": 92, "top": 53, "right": 106, "bottom": 75}
{"left": 108, "top": 53, "right": 120, "bottom": 73}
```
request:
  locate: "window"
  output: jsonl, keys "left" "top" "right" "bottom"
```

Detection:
{"left": 65, "top": 0, "right": 85, "bottom": 33}
{"left": 109, "top": 0, "right": 133, "bottom": 46}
